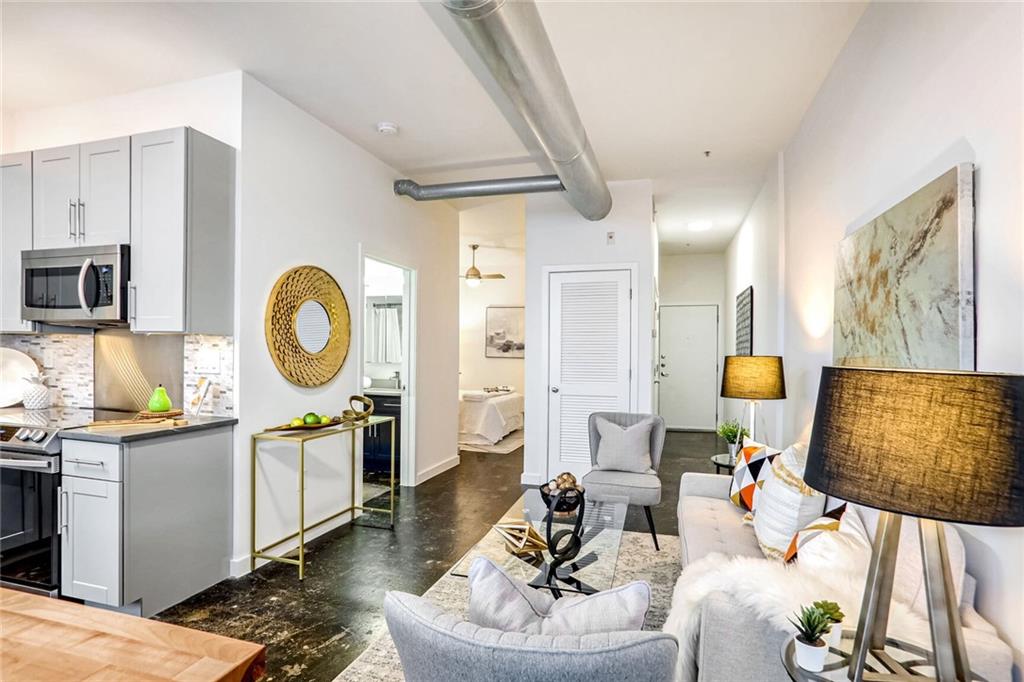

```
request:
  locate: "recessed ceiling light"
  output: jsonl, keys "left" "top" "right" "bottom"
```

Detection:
{"left": 688, "top": 220, "right": 713, "bottom": 232}
{"left": 377, "top": 121, "right": 399, "bottom": 135}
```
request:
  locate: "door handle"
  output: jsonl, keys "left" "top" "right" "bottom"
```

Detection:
{"left": 660, "top": 371, "right": 670, "bottom": 377}
{"left": 65, "top": 457, "right": 104, "bottom": 467}
{"left": 69, "top": 199, "right": 76, "bottom": 239}
{"left": 77, "top": 258, "right": 94, "bottom": 314}
{"left": 128, "top": 283, "right": 137, "bottom": 323}
{"left": 78, "top": 200, "right": 85, "bottom": 239}
{"left": 58, "top": 487, "right": 68, "bottom": 535}
{"left": 551, "top": 387, "right": 559, "bottom": 393}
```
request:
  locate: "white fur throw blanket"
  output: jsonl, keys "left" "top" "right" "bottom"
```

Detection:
{"left": 663, "top": 552, "right": 933, "bottom": 682}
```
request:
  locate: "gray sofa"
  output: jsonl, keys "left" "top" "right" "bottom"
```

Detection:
{"left": 677, "top": 472, "right": 1013, "bottom": 682}
{"left": 384, "top": 591, "right": 678, "bottom": 682}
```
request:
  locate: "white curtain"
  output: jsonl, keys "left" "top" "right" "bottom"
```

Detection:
{"left": 366, "top": 306, "right": 402, "bottom": 363}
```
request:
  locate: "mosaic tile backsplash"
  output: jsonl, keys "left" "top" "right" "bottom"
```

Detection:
{"left": 1, "top": 333, "right": 234, "bottom": 416}
{"left": 1, "top": 333, "right": 94, "bottom": 407}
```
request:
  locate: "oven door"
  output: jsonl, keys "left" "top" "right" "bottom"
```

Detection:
{"left": 21, "top": 245, "right": 129, "bottom": 326}
{"left": 0, "top": 453, "right": 60, "bottom": 595}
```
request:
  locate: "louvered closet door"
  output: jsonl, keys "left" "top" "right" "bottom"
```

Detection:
{"left": 547, "top": 269, "right": 633, "bottom": 480}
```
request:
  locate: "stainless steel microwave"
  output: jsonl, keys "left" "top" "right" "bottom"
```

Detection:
{"left": 21, "top": 245, "right": 129, "bottom": 326}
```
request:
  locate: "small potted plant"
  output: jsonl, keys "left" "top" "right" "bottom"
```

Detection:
{"left": 813, "top": 600, "right": 845, "bottom": 648}
{"left": 716, "top": 419, "right": 749, "bottom": 463}
{"left": 788, "top": 605, "right": 831, "bottom": 672}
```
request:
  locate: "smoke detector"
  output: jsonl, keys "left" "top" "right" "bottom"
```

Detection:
{"left": 377, "top": 121, "right": 400, "bottom": 136}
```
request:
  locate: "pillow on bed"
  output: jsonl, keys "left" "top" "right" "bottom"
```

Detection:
{"left": 594, "top": 416, "right": 655, "bottom": 473}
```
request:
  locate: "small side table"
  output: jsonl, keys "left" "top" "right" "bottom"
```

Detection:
{"left": 711, "top": 453, "right": 734, "bottom": 475}
{"left": 251, "top": 415, "right": 396, "bottom": 579}
{"left": 781, "top": 631, "right": 985, "bottom": 681}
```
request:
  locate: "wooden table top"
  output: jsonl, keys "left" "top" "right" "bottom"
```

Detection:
{"left": 0, "top": 588, "right": 266, "bottom": 681}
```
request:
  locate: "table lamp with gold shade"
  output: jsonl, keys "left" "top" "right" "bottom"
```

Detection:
{"left": 720, "top": 355, "right": 786, "bottom": 445}
{"left": 805, "top": 366, "right": 1024, "bottom": 682}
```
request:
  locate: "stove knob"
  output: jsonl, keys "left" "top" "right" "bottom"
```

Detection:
{"left": 29, "top": 429, "right": 47, "bottom": 443}
{"left": 15, "top": 428, "right": 32, "bottom": 440}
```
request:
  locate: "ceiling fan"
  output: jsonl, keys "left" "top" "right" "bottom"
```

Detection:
{"left": 461, "top": 244, "right": 506, "bottom": 288}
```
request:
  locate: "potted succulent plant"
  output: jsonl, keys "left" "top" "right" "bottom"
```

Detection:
{"left": 716, "top": 419, "right": 749, "bottom": 463}
{"left": 788, "top": 605, "right": 831, "bottom": 672}
{"left": 813, "top": 600, "right": 845, "bottom": 648}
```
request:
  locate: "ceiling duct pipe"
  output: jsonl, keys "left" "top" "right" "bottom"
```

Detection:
{"left": 394, "top": 174, "right": 563, "bottom": 201}
{"left": 432, "top": 0, "right": 613, "bottom": 221}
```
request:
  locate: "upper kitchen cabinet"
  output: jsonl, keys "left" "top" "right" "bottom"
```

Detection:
{"left": 130, "top": 127, "right": 235, "bottom": 334}
{"left": 1, "top": 153, "right": 33, "bottom": 333}
{"left": 32, "top": 137, "right": 130, "bottom": 249}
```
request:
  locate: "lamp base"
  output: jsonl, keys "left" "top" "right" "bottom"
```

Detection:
{"left": 849, "top": 513, "right": 973, "bottom": 682}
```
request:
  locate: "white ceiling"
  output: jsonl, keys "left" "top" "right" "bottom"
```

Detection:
{"left": 1, "top": 1, "right": 865, "bottom": 254}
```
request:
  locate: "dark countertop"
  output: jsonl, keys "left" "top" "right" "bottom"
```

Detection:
{"left": 59, "top": 416, "right": 238, "bottom": 444}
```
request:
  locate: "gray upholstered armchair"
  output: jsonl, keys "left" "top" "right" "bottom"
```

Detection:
{"left": 581, "top": 412, "right": 666, "bottom": 550}
{"left": 383, "top": 591, "right": 678, "bottom": 682}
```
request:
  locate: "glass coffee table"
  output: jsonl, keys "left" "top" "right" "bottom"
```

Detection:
{"left": 451, "top": 487, "right": 629, "bottom": 596}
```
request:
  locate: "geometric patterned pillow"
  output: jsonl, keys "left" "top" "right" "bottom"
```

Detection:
{"left": 729, "top": 444, "right": 779, "bottom": 511}
{"left": 783, "top": 515, "right": 842, "bottom": 563}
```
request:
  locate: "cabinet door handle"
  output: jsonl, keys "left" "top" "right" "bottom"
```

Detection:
{"left": 57, "top": 487, "right": 68, "bottom": 535}
{"left": 68, "top": 199, "right": 76, "bottom": 239}
{"left": 65, "top": 457, "right": 104, "bottom": 467}
{"left": 78, "top": 200, "right": 85, "bottom": 239}
{"left": 128, "top": 283, "right": 137, "bottom": 323}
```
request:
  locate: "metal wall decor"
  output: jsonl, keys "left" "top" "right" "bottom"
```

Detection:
{"left": 265, "top": 266, "right": 351, "bottom": 387}
{"left": 736, "top": 286, "right": 753, "bottom": 356}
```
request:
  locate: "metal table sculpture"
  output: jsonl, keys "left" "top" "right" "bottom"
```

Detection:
{"left": 532, "top": 487, "right": 594, "bottom": 597}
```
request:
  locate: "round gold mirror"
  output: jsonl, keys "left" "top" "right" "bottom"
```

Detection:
{"left": 265, "top": 266, "right": 350, "bottom": 387}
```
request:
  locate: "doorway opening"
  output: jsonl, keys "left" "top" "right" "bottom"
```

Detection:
{"left": 361, "top": 256, "right": 416, "bottom": 499}
{"left": 657, "top": 304, "right": 719, "bottom": 431}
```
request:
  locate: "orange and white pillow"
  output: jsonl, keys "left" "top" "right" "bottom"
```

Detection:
{"left": 751, "top": 443, "right": 826, "bottom": 560}
{"left": 728, "top": 438, "right": 781, "bottom": 512}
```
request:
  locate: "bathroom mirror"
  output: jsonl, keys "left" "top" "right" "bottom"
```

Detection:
{"left": 295, "top": 300, "right": 331, "bottom": 354}
{"left": 265, "top": 266, "right": 350, "bottom": 387}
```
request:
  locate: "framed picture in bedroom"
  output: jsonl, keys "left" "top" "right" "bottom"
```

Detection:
{"left": 834, "top": 163, "right": 975, "bottom": 370}
{"left": 485, "top": 306, "right": 525, "bottom": 358}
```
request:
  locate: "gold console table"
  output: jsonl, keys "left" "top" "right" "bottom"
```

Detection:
{"left": 250, "top": 415, "right": 396, "bottom": 579}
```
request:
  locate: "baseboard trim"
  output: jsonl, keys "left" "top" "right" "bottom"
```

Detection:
{"left": 416, "top": 453, "right": 460, "bottom": 485}
{"left": 521, "top": 472, "right": 544, "bottom": 486}
{"left": 229, "top": 510, "right": 357, "bottom": 577}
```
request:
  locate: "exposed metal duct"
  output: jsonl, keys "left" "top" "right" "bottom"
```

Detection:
{"left": 394, "top": 174, "right": 563, "bottom": 201}
{"left": 399, "top": 0, "right": 610, "bottom": 219}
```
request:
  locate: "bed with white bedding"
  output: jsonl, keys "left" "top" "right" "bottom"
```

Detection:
{"left": 458, "top": 390, "right": 524, "bottom": 446}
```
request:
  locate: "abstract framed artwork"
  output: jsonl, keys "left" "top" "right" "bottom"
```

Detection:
{"left": 736, "top": 286, "right": 753, "bottom": 356}
{"left": 485, "top": 306, "right": 525, "bottom": 359}
{"left": 834, "top": 164, "right": 975, "bottom": 370}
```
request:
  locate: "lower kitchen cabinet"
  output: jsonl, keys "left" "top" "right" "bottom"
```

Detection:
{"left": 61, "top": 476, "right": 122, "bottom": 606}
{"left": 58, "top": 424, "right": 233, "bottom": 616}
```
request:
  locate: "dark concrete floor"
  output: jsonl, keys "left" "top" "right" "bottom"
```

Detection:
{"left": 154, "top": 449, "right": 526, "bottom": 681}
{"left": 155, "top": 430, "right": 724, "bottom": 681}
{"left": 623, "top": 430, "right": 724, "bottom": 538}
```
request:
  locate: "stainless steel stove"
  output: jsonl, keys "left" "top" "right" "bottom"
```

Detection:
{"left": 0, "top": 406, "right": 131, "bottom": 596}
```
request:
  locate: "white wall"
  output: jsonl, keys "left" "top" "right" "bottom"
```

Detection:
{"left": 722, "top": 157, "right": 785, "bottom": 443}
{"left": 523, "top": 180, "right": 656, "bottom": 484}
{"left": 1, "top": 72, "right": 242, "bottom": 151}
{"left": 781, "top": 2, "right": 1023, "bottom": 666}
{"left": 458, "top": 198, "right": 526, "bottom": 391}
{"left": 658, "top": 252, "right": 727, "bottom": 424}
{"left": 237, "top": 75, "right": 459, "bottom": 568}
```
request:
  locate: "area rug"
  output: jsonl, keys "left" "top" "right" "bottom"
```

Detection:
{"left": 458, "top": 430, "right": 524, "bottom": 454}
{"left": 335, "top": 530, "right": 681, "bottom": 681}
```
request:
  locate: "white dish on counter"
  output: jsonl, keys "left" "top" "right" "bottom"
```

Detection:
{"left": 0, "top": 348, "right": 41, "bottom": 407}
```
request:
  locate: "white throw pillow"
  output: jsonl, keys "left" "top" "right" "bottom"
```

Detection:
{"left": 752, "top": 443, "right": 826, "bottom": 560}
{"left": 594, "top": 416, "right": 655, "bottom": 473}
{"left": 467, "top": 557, "right": 650, "bottom": 635}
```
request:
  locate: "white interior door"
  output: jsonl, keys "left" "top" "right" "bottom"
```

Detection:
{"left": 547, "top": 269, "right": 632, "bottom": 480}
{"left": 658, "top": 305, "right": 718, "bottom": 430}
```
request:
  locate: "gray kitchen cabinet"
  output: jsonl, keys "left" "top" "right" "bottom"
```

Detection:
{"left": 60, "top": 475, "right": 123, "bottom": 606}
{"left": 129, "top": 127, "right": 234, "bottom": 334}
{"left": 1, "top": 152, "right": 33, "bottom": 332}
{"left": 58, "top": 424, "right": 233, "bottom": 617}
{"left": 32, "top": 137, "right": 130, "bottom": 249}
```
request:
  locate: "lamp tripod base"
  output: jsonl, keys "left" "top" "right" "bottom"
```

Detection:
{"left": 849, "top": 512, "right": 974, "bottom": 682}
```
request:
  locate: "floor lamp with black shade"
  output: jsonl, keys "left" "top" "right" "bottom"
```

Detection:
{"left": 804, "top": 366, "right": 1024, "bottom": 682}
